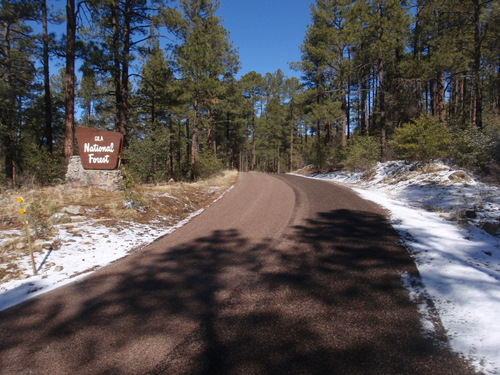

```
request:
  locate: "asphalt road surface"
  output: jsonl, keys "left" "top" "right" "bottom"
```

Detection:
{"left": 0, "top": 173, "right": 478, "bottom": 375}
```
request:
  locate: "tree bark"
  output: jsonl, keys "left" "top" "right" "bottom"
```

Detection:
{"left": 361, "top": 77, "right": 368, "bottom": 135}
{"left": 1, "top": 20, "right": 14, "bottom": 186}
{"left": 472, "top": 0, "right": 483, "bottom": 129}
{"left": 64, "top": 0, "right": 76, "bottom": 166}
{"left": 378, "top": 58, "right": 389, "bottom": 162}
{"left": 290, "top": 118, "right": 294, "bottom": 172}
{"left": 191, "top": 101, "right": 199, "bottom": 166}
{"left": 437, "top": 70, "right": 446, "bottom": 125}
{"left": 119, "top": 0, "right": 131, "bottom": 145}
{"left": 251, "top": 115, "right": 256, "bottom": 170}
{"left": 341, "top": 86, "right": 347, "bottom": 149}
{"left": 42, "top": 0, "right": 53, "bottom": 153}
{"left": 111, "top": 2, "right": 123, "bottom": 136}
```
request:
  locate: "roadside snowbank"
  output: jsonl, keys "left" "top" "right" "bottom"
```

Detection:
{"left": 306, "top": 161, "right": 500, "bottom": 375}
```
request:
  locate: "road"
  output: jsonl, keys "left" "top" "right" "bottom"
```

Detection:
{"left": 0, "top": 173, "right": 477, "bottom": 374}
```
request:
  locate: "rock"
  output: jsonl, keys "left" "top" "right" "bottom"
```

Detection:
{"left": 481, "top": 222, "right": 498, "bottom": 236}
{"left": 33, "top": 239, "right": 45, "bottom": 248}
{"left": 63, "top": 205, "right": 82, "bottom": 215}
{"left": 50, "top": 212, "right": 70, "bottom": 224}
{"left": 464, "top": 209, "right": 477, "bottom": 219}
{"left": 16, "top": 242, "right": 24, "bottom": 249}
{"left": 54, "top": 265, "right": 64, "bottom": 272}
{"left": 65, "top": 156, "right": 123, "bottom": 191}
{"left": 448, "top": 170, "right": 473, "bottom": 183}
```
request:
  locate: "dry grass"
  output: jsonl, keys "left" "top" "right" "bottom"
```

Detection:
{"left": 0, "top": 170, "right": 238, "bottom": 283}
{"left": 293, "top": 167, "right": 319, "bottom": 175}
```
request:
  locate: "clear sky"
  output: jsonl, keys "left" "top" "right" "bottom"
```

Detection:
{"left": 216, "top": 0, "right": 313, "bottom": 79}
{"left": 41, "top": 0, "right": 313, "bottom": 79}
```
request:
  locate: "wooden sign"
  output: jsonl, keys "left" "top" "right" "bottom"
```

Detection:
{"left": 76, "top": 127, "right": 123, "bottom": 170}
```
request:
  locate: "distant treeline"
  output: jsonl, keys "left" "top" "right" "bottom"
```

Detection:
{"left": 1, "top": 0, "right": 499, "bottom": 187}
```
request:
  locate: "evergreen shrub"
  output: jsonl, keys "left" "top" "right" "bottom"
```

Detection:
{"left": 344, "top": 136, "right": 380, "bottom": 171}
{"left": 450, "top": 127, "right": 496, "bottom": 173}
{"left": 192, "top": 150, "right": 224, "bottom": 180}
{"left": 20, "top": 142, "right": 65, "bottom": 186}
{"left": 124, "top": 128, "right": 171, "bottom": 183}
{"left": 391, "top": 115, "right": 451, "bottom": 162}
{"left": 300, "top": 139, "right": 328, "bottom": 170}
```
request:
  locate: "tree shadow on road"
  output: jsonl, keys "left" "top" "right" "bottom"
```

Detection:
{"left": 0, "top": 211, "right": 478, "bottom": 375}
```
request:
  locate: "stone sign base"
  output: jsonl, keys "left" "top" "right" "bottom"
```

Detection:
{"left": 65, "top": 156, "right": 123, "bottom": 191}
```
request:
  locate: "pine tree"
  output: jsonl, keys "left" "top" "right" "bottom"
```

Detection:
{"left": 64, "top": 0, "right": 75, "bottom": 166}
{"left": 300, "top": 0, "right": 355, "bottom": 150}
{"left": 239, "top": 71, "right": 264, "bottom": 170}
{"left": 0, "top": 0, "right": 37, "bottom": 185}
{"left": 483, "top": 0, "right": 500, "bottom": 117}
{"left": 351, "top": 0, "right": 411, "bottom": 161}
{"left": 35, "top": 0, "right": 54, "bottom": 153}
{"left": 163, "top": 0, "right": 239, "bottom": 177}
{"left": 136, "top": 38, "right": 173, "bottom": 130}
{"left": 83, "top": 0, "right": 154, "bottom": 146}
{"left": 284, "top": 77, "right": 302, "bottom": 172}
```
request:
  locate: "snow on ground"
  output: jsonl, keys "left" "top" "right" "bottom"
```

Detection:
{"left": 306, "top": 161, "right": 500, "bottom": 375}
{"left": 1, "top": 163, "right": 500, "bottom": 373}
{"left": 0, "top": 187, "right": 233, "bottom": 313}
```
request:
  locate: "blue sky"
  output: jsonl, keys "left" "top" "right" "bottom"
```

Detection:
{"left": 216, "top": 0, "right": 313, "bottom": 78}
{"left": 41, "top": 0, "right": 313, "bottom": 79}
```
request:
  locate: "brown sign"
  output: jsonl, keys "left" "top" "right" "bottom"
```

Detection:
{"left": 76, "top": 127, "right": 123, "bottom": 170}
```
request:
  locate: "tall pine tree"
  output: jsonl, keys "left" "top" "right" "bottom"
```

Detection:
{"left": 163, "top": 0, "right": 239, "bottom": 176}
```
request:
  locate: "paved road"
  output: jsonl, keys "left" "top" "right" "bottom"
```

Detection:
{"left": 0, "top": 173, "right": 477, "bottom": 374}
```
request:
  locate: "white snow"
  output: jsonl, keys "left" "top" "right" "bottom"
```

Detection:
{"left": 0, "top": 210, "right": 204, "bottom": 312}
{"left": 1, "top": 163, "right": 500, "bottom": 374}
{"left": 0, "top": 186, "right": 234, "bottom": 312}
{"left": 305, "top": 161, "right": 500, "bottom": 375}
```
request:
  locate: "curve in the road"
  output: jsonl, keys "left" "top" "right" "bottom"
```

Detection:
{"left": 0, "top": 173, "right": 477, "bottom": 375}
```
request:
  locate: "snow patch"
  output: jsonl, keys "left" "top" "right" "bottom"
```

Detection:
{"left": 306, "top": 161, "right": 500, "bottom": 375}
{"left": 0, "top": 185, "right": 234, "bottom": 312}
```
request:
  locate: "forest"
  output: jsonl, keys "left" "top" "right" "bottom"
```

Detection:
{"left": 1, "top": 0, "right": 499, "bottom": 187}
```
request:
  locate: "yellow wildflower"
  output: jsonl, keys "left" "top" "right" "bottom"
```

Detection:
{"left": 17, "top": 197, "right": 23, "bottom": 203}
{"left": 20, "top": 208, "right": 25, "bottom": 214}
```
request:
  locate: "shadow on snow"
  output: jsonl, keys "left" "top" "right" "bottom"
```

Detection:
{"left": 0, "top": 209, "right": 477, "bottom": 375}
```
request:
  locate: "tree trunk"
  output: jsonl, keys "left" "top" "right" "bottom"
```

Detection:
{"left": 42, "top": 0, "right": 53, "bottom": 153}
{"left": 1, "top": 20, "right": 13, "bottom": 186}
{"left": 361, "top": 77, "right": 368, "bottom": 135}
{"left": 111, "top": 2, "right": 123, "bottom": 137}
{"left": 178, "top": 119, "right": 184, "bottom": 172}
{"left": 430, "top": 78, "right": 436, "bottom": 118}
{"left": 290, "top": 119, "right": 294, "bottom": 172}
{"left": 472, "top": 0, "right": 483, "bottom": 129}
{"left": 460, "top": 76, "right": 467, "bottom": 125}
{"left": 185, "top": 118, "right": 191, "bottom": 166}
{"left": 346, "top": 79, "right": 351, "bottom": 139}
{"left": 251, "top": 116, "right": 256, "bottom": 170}
{"left": 378, "top": 58, "right": 389, "bottom": 162}
{"left": 497, "top": 56, "right": 500, "bottom": 111}
{"left": 437, "top": 70, "right": 446, "bottom": 125}
{"left": 64, "top": 0, "right": 76, "bottom": 166}
{"left": 276, "top": 144, "right": 280, "bottom": 174}
{"left": 191, "top": 102, "right": 199, "bottom": 166}
{"left": 341, "top": 93, "right": 347, "bottom": 148}
{"left": 120, "top": 0, "right": 131, "bottom": 146}
{"left": 225, "top": 113, "right": 231, "bottom": 169}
